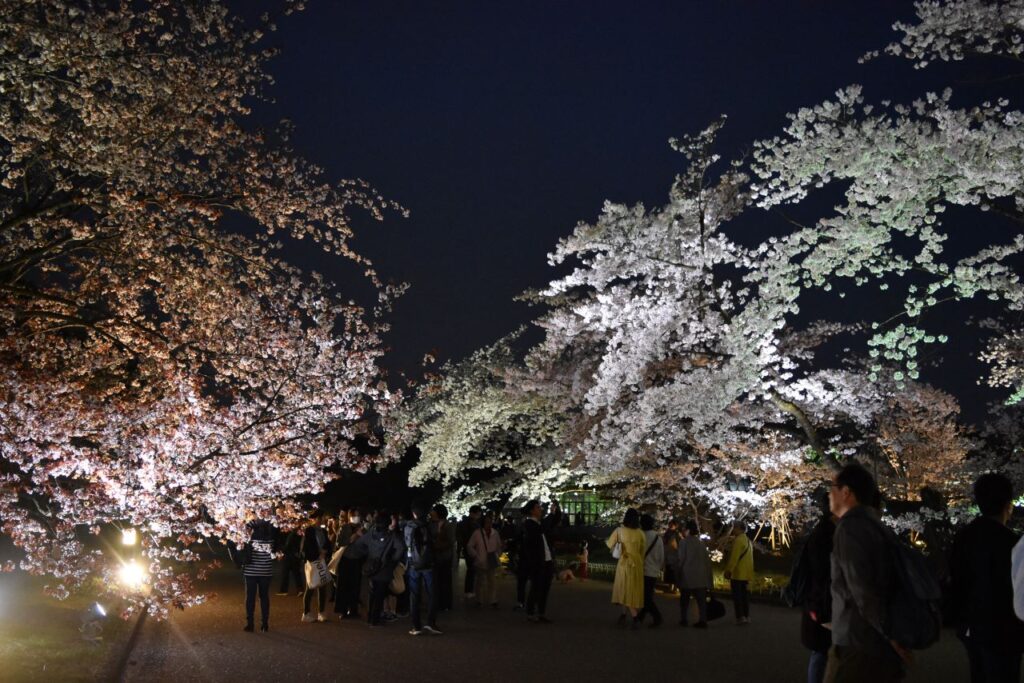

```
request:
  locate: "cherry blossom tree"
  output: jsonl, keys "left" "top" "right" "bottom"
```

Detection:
{"left": 0, "top": 1, "right": 401, "bottom": 615}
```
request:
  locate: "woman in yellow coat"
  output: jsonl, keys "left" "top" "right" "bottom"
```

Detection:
{"left": 606, "top": 508, "right": 646, "bottom": 628}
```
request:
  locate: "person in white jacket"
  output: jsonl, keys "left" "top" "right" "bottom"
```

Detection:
{"left": 1014, "top": 535, "right": 1024, "bottom": 621}
{"left": 467, "top": 511, "right": 504, "bottom": 608}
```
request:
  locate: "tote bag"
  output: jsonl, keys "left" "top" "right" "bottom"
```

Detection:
{"left": 327, "top": 545, "right": 347, "bottom": 575}
{"left": 305, "top": 558, "right": 332, "bottom": 590}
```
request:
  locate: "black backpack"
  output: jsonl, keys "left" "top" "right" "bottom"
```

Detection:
{"left": 408, "top": 522, "right": 434, "bottom": 570}
{"left": 363, "top": 533, "right": 393, "bottom": 577}
{"left": 875, "top": 520, "right": 943, "bottom": 649}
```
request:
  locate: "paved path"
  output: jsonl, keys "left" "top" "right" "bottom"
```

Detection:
{"left": 125, "top": 569, "right": 968, "bottom": 683}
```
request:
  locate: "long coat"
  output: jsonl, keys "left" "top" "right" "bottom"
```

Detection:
{"left": 676, "top": 535, "right": 713, "bottom": 590}
{"left": 607, "top": 526, "right": 645, "bottom": 609}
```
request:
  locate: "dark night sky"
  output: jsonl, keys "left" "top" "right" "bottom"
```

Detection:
{"left": 238, "top": 1, "right": 1004, "bottom": 400}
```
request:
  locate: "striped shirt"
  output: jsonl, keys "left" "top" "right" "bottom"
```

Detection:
{"left": 242, "top": 524, "right": 275, "bottom": 577}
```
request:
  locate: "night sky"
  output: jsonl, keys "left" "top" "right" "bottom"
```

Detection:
{"left": 240, "top": 1, "right": 1004, "bottom": 404}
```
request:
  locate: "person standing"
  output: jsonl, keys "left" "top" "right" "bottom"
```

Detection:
{"left": 241, "top": 514, "right": 275, "bottom": 632}
{"left": 637, "top": 513, "right": 665, "bottom": 627}
{"left": 1014, "top": 535, "right": 1024, "bottom": 622}
{"left": 431, "top": 503, "right": 457, "bottom": 612}
{"left": 676, "top": 520, "right": 713, "bottom": 628}
{"left": 607, "top": 508, "right": 646, "bottom": 628}
{"left": 300, "top": 511, "right": 333, "bottom": 623}
{"left": 825, "top": 463, "right": 909, "bottom": 683}
{"left": 334, "top": 508, "right": 365, "bottom": 619}
{"left": 349, "top": 509, "right": 405, "bottom": 627}
{"left": 275, "top": 527, "right": 304, "bottom": 597}
{"left": 404, "top": 501, "right": 442, "bottom": 635}
{"left": 521, "top": 499, "right": 560, "bottom": 623}
{"left": 467, "top": 511, "right": 504, "bottom": 608}
{"left": 662, "top": 519, "right": 681, "bottom": 592}
{"left": 724, "top": 521, "right": 754, "bottom": 625}
{"left": 950, "top": 472, "right": 1024, "bottom": 683}
{"left": 457, "top": 505, "right": 483, "bottom": 601}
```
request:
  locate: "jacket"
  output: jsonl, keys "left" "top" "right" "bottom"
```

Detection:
{"left": 676, "top": 535, "right": 713, "bottom": 589}
{"left": 830, "top": 505, "right": 894, "bottom": 658}
{"left": 800, "top": 516, "right": 835, "bottom": 653}
{"left": 467, "top": 526, "right": 503, "bottom": 569}
{"left": 433, "top": 519, "right": 456, "bottom": 564}
{"left": 1014, "top": 535, "right": 1024, "bottom": 622}
{"left": 403, "top": 519, "right": 435, "bottom": 570}
{"left": 301, "top": 525, "right": 333, "bottom": 563}
{"left": 950, "top": 516, "right": 1024, "bottom": 652}
{"left": 350, "top": 525, "right": 406, "bottom": 581}
{"left": 520, "top": 510, "right": 561, "bottom": 576}
{"left": 642, "top": 530, "right": 665, "bottom": 578}
{"left": 724, "top": 532, "right": 754, "bottom": 582}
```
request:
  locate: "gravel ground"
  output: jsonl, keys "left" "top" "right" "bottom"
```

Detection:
{"left": 124, "top": 567, "right": 968, "bottom": 683}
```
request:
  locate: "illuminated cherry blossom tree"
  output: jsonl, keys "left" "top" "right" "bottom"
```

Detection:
{"left": 0, "top": 1, "right": 401, "bottom": 615}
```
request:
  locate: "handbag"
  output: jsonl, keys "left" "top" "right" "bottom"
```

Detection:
{"left": 327, "top": 545, "right": 347, "bottom": 575}
{"left": 305, "top": 558, "right": 332, "bottom": 590}
{"left": 389, "top": 562, "right": 406, "bottom": 594}
{"left": 611, "top": 541, "right": 622, "bottom": 559}
{"left": 707, "top": 596, "right": 726, "bottom": 621}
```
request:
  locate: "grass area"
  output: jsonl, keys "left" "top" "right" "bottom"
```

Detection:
{"left": 0, "top": 574, "right": 132, "bottom": 682}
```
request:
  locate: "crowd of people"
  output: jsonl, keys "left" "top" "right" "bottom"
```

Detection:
{"left": 237, "top": 467, "right": 1024, "bottom": 683}
{"left": 236, "top": 499, "right": 563, "bottom": 636}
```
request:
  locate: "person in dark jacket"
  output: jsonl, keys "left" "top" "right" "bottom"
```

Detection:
{"left": 333, "top": 507, "right": 365, "bottom": 619}
{"left": 241, "top": 515, "right": 275, "bottom": 632}
{"left": 300, "top": 511, "right": 333, "bottom": 622}
{"left": 826, "top": 463, "right": 909, "bottom": 683}
{"left": 431, "top": 503, "right": 456, "bottom": 612}
{"left": 275, "top": 527, "right": 304, "bottom": 596}
{"left": 519, "top": 498, "right": 561, "bottom": 623}
{"left": 349, "top": 509, "right": 405, "bottom": 627}
{"left": 800, "top": 498, "right": 836, "bottom": 683}
{"left": 950, "top": 472, "right": 1024, "bottom": 683}
{"left": 404, "top": 500, "right": 441, "bottom": 635}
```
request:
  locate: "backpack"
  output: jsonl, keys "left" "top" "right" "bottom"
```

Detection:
{"left": 407, "top": 521, "right": 434, "bottom": 570}
{"left": 363, "top": 533, "right": 393, "bottom": 577}
{"left": 876, "top": 521, "right": 943, "bottom": 649}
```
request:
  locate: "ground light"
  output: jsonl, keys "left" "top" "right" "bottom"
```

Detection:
{"left": 80, "top": 602, "right": 107, "bottom": 643}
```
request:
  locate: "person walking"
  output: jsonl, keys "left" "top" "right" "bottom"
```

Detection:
{"left": 521, "top": 498, "right": 560, "bottom": 623}
{"left": 275, "top": 527, "right": 304, "bottom": 597}
{"left": 798, "top": 498, "right": 836, "bottom": 683}
{"left": 676, "top": 519, "right": 713, "bottom": 628}
{"left": 950, "top": 472, "right": 1024, "bottom": 683}
{"left": 724, "top": 520, "right": 754, "bottom": 625}
{"left": 467, "top": 511, "right": 504, "bottom": 608}
{"left": 300, "top": 512, "right": 333, "bottom": 623}
{"left": 404, "top": 501, "right": 442, "bottom": 635}
{"left": 241, "top": 514, "right": 275, "bottom": 632}
{"left": 349, "top": 509, "right": 405, "bottom": 627}
{"left": 431, "top": 503, "right": 457, "bottom": 612}
{"left": 606, "top": 508, "right": 646, "bottom": 628}
{"left": 637, "top": 513, "right": 665, "bottom": 627}
{"left": 825, "top": 463, "right": 909, "bottom": 683}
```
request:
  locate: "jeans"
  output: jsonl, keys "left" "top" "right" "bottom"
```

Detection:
{"left": 730, "top": 579, "right": 750, "bottom": 620}
{"left": 244, "top": 575, "right": 271, "bottom": 626}
{"left": 367, "top": 578, "right": 389, "bottom": 625}
{"left": 516, "top": 568, "right": 529, "bottom": 605}
{"left": 808, "top": 649, "right": 828, "bottom": 683}
{"left": 474, "top": 566, "right": 498, "bottom": 605}
{"left": 303, "top": 583, "right": 326, "bottom": 615}
{"left": 963, "top": 637, "right": 1023, "bottom": 683}
{"left": 679, "top": 587, "right": 707, "bottom": 624}
{"left": 408, "top": 566, "right": 437, "bottom": 630}
{"left": 526, "top": 562, "right": 554, "bottom": 616}
{"left": 278, "top": 559, "right": 304, "bottom": 594}
{"left": 637, "top": 575, "right": 662, "bottom": 624}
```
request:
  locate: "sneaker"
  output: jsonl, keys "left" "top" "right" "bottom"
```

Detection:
{"left": 694, "top": 621, "right": 708, "bottom": 629}
{"left": 316, "top": 613, "right": 326, "bottom": 623}
{"left": 513, "top": 602, "right": 524, "bottom": 611}
{"left": 409, "top": 628, "right": 424, "bottom": 636}
{"left": 260, "top": 624, "right": 269, "bottom": 633}
{"left": 423, "top": 625, "right": 443, "bottom": 635}
{"left": 301, "top": 613, "right": 315, "bottom": 623}
{"left": 382, "top": 613, "right": 398, "bottom": 623}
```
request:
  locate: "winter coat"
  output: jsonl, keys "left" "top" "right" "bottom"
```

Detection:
{"left": 467, "top": 526, "right": 503, "bottom": 569}
{"left": 676, "top": 535, "right": 713, "bottom": 590}
{"left": 724, "top": 532, "right": 754, "bottom": 582}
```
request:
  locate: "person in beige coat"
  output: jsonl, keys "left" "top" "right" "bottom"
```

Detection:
{"left": 466, "top": 512, "right": 504, "bottom": 608}
{"left": 606, "top": 508, "right": 646, "bottom": 629}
